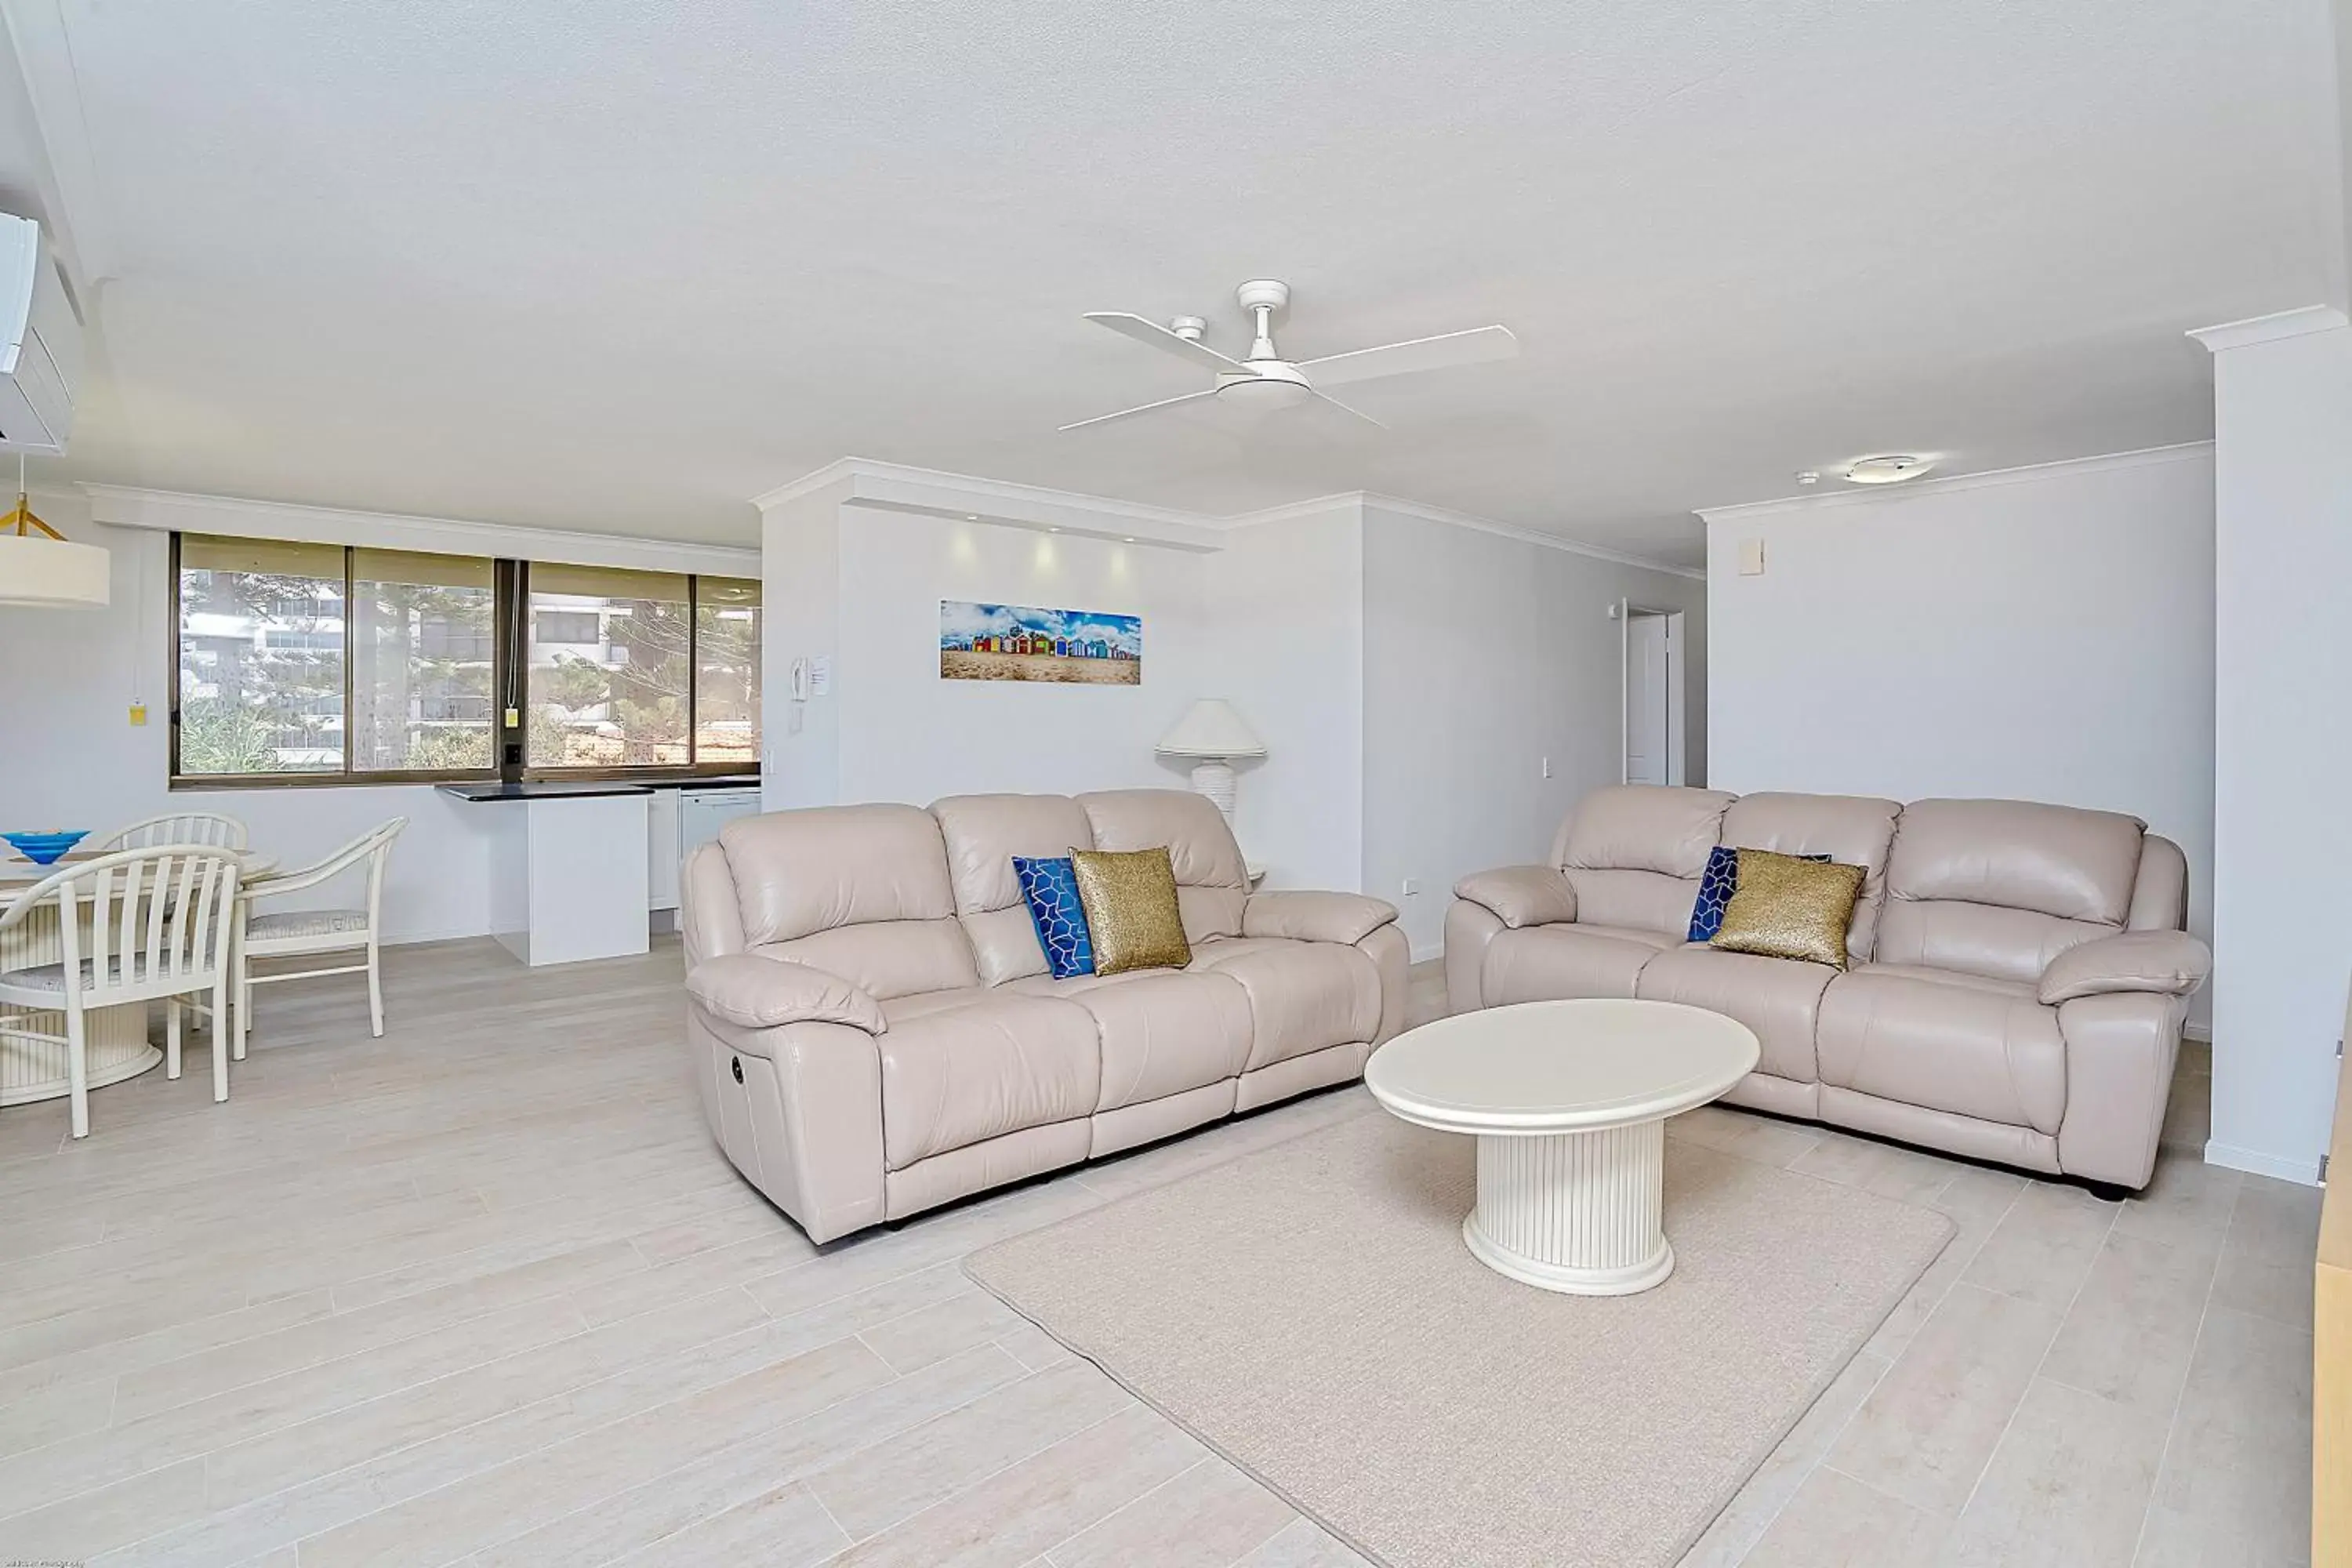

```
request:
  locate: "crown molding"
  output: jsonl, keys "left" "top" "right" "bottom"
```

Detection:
{"left": 753, "top": 459, "right": 1700, "bottom": 573}
{"left": 2187, "top": 305, "right": 2350, "bottom": 354}
{"left": 752, "top": 456, "right": 1224, "bottom": 553}
{"left": 1694, "top": 442, "right": 2216, "bottom": 524}
{"left": 1214, "top": 492, "right": 1367, "bottom": 531}
{"left": 82, "top": 485, "right": 760, "bottom": 575}
{"left": 1351, "top": 492, "right": 1704, "bottom": 579}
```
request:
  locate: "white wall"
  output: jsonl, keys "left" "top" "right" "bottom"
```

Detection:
{"left": 2336, "top": 0, "right": 2351, "bottom": 310}
{"left": 2203, "top": 315, "right": 2352, "bottom": 1182}
{"left": 762, "top": 494, "right": 1221, "bottom": 807}
{"left": 1361, "top": 504, "right": 1708, "bottom": 957}
{"left": 837, "top": 509, "right": 1216, "bottom": 806}
{"left": 1702, "top": 446, "right": 2218, "bottom": 1033}
{"left": 760, "top": 479, "right": 848, "bottom": 811}
{"left": 1204, "top": 504, "right": 1366, "bottom": 893}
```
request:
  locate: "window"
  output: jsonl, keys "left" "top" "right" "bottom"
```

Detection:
{"left": 176, "top": 537, "right": 349, "bottom": 775}
{"left": 171, "top": 536, "right": 760, "bottom": 786}
{"left": 532, "top": 608, "right": 601, "bottom": 646}
{"left": 694, "top": 578, "right": 762, "bottom": 766}
{"left": 525, "top": 566, "right": 692, "bottom": 769}
{"left": 350, "top": 549, "right": 497, "bottom": 772}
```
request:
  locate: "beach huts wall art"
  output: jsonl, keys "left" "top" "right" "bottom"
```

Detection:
{"left": 939, "top": 600, "right": 1142, "bottom": 684}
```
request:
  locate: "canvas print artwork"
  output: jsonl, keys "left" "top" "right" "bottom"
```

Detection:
{"left": 940, "top": 600, "right": 1142, "bottom": 684}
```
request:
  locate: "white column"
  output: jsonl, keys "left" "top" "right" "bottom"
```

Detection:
{"left": 2194, "top": 307, "right": 2352, "bottom": 1184}
{"left": 1466, "top": 1121, "right": 1672, "bottom": 1295}
{"left": 489, "top": 793, "right": 652, "bottom": 967}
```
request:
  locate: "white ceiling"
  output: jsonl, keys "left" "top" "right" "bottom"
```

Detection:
{"left": 6, "top": 0, "right": 2345, "bottom": 567}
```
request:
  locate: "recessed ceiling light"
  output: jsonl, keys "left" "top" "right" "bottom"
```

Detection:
{"left": 1845, "top": 455, "right": 1935, "bottom": 485}
{"left": 965, "top": 514, "right": 978, "bottom": 521}
{"left": 1795, "top": 470, "right": 1820, "bottom": 486}
{"left": 1047, "top": 526, "right": 1061, "bottom": 533}
{"left": 1123, "top": 536, "right": 1135, "bottom": 543}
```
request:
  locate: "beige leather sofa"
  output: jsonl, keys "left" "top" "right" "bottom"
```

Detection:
{"left": 681, "top": 789, "right": 1406, "bottom": 1241}
{"left": 1448, "top": 786, "right": 2212, "bottom": 1192}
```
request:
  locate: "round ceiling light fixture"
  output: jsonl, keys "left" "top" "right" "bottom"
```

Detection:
{"left": 1215, "top": 371, "right": 1315, "bottom": 413}
{"left": 1844, "top": 454, "right": 1936, "bottom": 485}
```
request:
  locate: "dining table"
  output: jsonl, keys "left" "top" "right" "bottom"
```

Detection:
{"left": 0, "top": 846, "right": 279, "bottom": 1106}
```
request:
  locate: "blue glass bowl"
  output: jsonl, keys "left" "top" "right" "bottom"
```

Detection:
{"left": 2, "top": 830, "right": 89, "bottom": 866}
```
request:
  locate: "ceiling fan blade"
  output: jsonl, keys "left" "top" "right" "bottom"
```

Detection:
{"left": 1082, "top": 312, "right": 1250, "bottom": 376}
{"left": 1296, "top": 388, "right": 1387, "bottom": 433}
{"left": 1058, "top": 388, "right": 1220, "bottom": 433}
{"left": 1297, "top": 324, "right": 1519, "bottom": 387}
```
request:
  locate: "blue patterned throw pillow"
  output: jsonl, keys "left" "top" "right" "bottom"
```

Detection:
{"left": 1686, "top": 845, "right": 1833, "bottom": 942}
{"left": 1014, "top": 855, "right": 1096, "bottom": 979}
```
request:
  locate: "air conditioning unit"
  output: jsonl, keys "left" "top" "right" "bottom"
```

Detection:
{"left": 0, "top": 215, "right": 78, "bottom": 453}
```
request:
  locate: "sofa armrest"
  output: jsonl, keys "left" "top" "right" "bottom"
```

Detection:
{"left": 1453, "top": 866, "right": 1577, "bottom": 929}
{"left": 686, "top": 953, "right": 886, "bottom": 1033}
{"left": 2038, "top": 931, "right": 2212, "bottom": 1006}
{"left": 1242, "top": 890, "right": 1399, "bottom": 946}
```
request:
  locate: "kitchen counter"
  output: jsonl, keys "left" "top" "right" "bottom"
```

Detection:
{"left": 438, "top": 775, "right": 758, "bottom": 803}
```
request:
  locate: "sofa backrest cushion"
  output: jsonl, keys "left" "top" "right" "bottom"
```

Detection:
{"left": 931, "top": 793, "right": 1098, "bottom": 985}
{"left": 1719, "top": 792, "right": 1903, "bottom": 960}
{"left": 719, "top": 804, "right": 979, "bottom": 998}
{"left": 2126, "top": 834, "right": 2190, "bottom": 932}
{"left": 1876, "top": 798, "right": 2147, "bottom": 984}
{"left": 1078, "top": 789, "right": 1247, "bottom": 942}
{"left": 1551, "top": 785, "right": 1734, "bottom": 936}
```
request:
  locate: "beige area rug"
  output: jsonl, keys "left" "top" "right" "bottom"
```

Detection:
{"left": 966, "top": 1109, "right": 1953, "bottom": 1568}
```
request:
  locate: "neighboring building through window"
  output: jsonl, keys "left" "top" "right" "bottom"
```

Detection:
{"left": 525, "top": 566, "right": 694, "bottom": 769}
{"left": 176, "top": 537, "right": 349, "bottom": 775}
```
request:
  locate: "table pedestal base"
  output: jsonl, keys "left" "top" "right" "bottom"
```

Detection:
{"left": 1464, "top": 1120, "right": 1671, "bottom": 1296}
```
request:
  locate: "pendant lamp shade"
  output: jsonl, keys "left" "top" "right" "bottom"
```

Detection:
{"left": 0, "top": 528, "right": 108, "bottom": 607}
{"left": 0, "top": 470, "right": 107, "bottom": 608}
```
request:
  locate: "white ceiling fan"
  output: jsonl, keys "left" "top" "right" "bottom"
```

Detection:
{"left": 1061, "top": 279, "right": 1518, "bottom": 433}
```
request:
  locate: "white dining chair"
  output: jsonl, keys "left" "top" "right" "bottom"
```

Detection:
{"left": 234, "top": 818, "right": 407, "bottom": 1047}
{"left": 0, "top": 845, "right": 241, "bottom": 1138}
{"left": 100, "top": 811, "right": 249, "bottom": 852}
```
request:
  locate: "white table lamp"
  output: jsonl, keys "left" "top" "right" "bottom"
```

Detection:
{"left": 1156, "top": 699, "right": 1266, "bottom": 822}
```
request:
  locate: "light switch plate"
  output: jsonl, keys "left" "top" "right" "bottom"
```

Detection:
{"left": 1738, "top": 538, "right": 1766, "bottom": 575}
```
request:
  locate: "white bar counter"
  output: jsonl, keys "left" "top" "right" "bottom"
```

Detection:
{"left": 442, "top": 782, "right": 652, "bottom": 967}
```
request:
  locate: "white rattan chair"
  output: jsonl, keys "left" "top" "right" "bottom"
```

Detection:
{"left": 100, "top": 812, "right": 249, "bottom": 852}
{"left": 234, "top": 818, "right": 407, "bottom": 1046}
{"left": 0, "top": 846, "right": 241, "bottom": 1137}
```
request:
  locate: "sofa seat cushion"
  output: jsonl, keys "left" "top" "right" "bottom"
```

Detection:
{"left": 1190, "top": 938, "right": 1381, "bottom": 1071}
{"left": 1816, "top": 966, "right": 2065, "bottom": 1135}
{"left": 1635, "top": 945, "right": 1834, "bottom": 1084}
{"left": 1482, "top": 924, "right": 1679, "bottom": 1006}
{"left": 876, "top": 993, "right": 1102, "bottom": 1170}
{"left": 880, "top": 988, "right": 993, "bottom": 1025}
{"left": 1006, "top": 969, "right": 1253, "bottom": 1110}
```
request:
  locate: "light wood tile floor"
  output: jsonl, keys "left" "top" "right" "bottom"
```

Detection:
{"left": 0, "top": 942, "right": 2310, "bottom": 1566}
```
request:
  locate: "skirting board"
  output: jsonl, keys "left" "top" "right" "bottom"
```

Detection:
{"left": 2205, "top": 1138, "right": 2323, "bottom": 1187}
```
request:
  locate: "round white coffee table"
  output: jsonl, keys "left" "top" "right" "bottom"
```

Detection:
{"left": 1366, "top": 999, "right": 1759, "bottom": 1296}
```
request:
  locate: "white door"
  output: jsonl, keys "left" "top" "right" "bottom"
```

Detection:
{"left": 1625, "top": 613, "right": 1670, "bottom": 786}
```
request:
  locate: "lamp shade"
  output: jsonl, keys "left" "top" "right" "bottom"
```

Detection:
{"left": 0, "top": 532, "right": 109, "bottom": 607}
{"left": 1156, "top": 698, "right": 1265, "bottom": 759}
